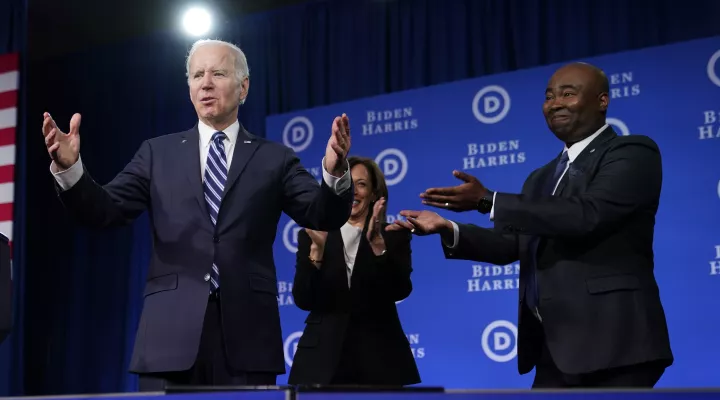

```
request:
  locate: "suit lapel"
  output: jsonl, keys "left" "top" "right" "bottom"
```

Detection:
{"left": 180, "top": 127, "right": 209, "bottom": 218}
{"left": 553, "top": 163, "right": 570, "bottom": 196}
{"left": 570, "top": 126, "right": 616, "bottom": 168}
{"left": 556, "top": 126, "right": 617, "bottom": 196}
{"left": 531, "top": 160, "right": 558, "bottom": 198}
{"left": 350, "top": 235, "right": 372, "bottom": 288}
{"left": 222, "top": 125, "right": 259, "bottom": 200}
{"left": 326, "top": 231, "right": 351, "bottom": 292}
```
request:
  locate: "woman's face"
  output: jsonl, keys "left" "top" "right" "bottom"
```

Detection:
{"left": 351, "top": 164, "right": 374, "bottom": 220}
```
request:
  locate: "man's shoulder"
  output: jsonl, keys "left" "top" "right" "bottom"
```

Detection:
{"left": 144, "top": 128, "right": 291, "bottom": 153}
{"left": 607, "top": 133, "right": 660, "bottom": 153}
{"left": 144, "top": 129, "right": 194, "bottom": 146}
{"left": 248, "top": 134, "right": 292, "bottom": 155}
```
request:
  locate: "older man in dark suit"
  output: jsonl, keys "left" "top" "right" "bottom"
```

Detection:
{"left": 389, "top": 62, "right": 673, "bottom": 388}
{"left": 41, "top": 39, "right": 354, "bottom": 389}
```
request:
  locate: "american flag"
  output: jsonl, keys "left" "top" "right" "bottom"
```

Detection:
{"left": 0, "top": 53, "right": 18, "bottom": 248}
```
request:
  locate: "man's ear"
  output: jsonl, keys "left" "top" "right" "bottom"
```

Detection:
{"left": 239, "top": 77, "right": 250, "bottom": 103}
{"left": 598, "top": 92, "right": 609, "bottom": 113}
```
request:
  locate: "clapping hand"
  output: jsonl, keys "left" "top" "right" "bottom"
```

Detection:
{"left": 306, "top": 228, "right": 328, "bottom": 269}
{"left": 366, "top": 197, "right": 387, "bottom": 255}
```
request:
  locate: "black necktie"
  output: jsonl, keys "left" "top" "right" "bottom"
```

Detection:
{"left": 525, "top": 151, "right": 569, "bottom": 313}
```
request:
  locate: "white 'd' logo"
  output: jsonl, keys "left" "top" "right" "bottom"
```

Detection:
{"left": 481, "top": 320, "right": 518, "bottom": 363}
{"left": 606, "top": 117, "right": 630, "bottom": 136}
{"left": 472, "top": 85, "right": 511, "bottom": 124}
{"left": 283, "top": 116, "right": 314, "bottom": 152}
{"left": 375, "top": 148, "right": 408, "bottom": 186}
{"left": 282, "top": 219, "right": 301, "bottom": 253}
{"left": 708, "top": 49, "right": 720, "bottom": 87}
{"left": 283, "top": 331, "right": 303, "bottom": 367}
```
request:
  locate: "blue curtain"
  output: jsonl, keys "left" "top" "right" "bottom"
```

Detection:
{"left": 21, "top": 0, "right": 720, "bottom": 395}
{"left": 0, "top": 0, "right": 26, "bottom": 396}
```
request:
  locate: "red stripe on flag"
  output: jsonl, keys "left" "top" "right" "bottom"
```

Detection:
{"left": 0, "top": 203, "right": 13, "bottom": 221}
{"left": 0, "top": 128, "right": 14, "bottom": 146}
{"left": 0, "top": 53, "right": 18, "bottom": 75}
{"left": 0, "top": 90, "right": 17, "bottom": 109}
{"left": 0, "top": 165, "right": 13, "bottom": 184}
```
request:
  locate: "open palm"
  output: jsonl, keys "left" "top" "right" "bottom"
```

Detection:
{"left": 385, "top": 210, "right": 450, "bottom": 236}
{"left": 42, "top": 112, "right": 81, "bottom": 170}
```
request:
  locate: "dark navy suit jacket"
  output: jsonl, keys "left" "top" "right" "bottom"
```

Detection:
{"left": 443, "top": 127, "right": 673, "bottom": 376}
{"left": 54, "top": 124, "right": 353, "bottom": 375}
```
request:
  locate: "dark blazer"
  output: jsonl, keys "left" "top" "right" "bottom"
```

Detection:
{"left": 288, "top": 223, "right": 420, "bottom": 386}
{"left": 443, "top": 127, "right": 673, "bottom": 376}
{"left": 55, "top": 124, "right": 353, "bottom": 375}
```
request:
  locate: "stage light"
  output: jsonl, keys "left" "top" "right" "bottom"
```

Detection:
{"left": 182, "top": 6, "right": 212, "bottom": 36}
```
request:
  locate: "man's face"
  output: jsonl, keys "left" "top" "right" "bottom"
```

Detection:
{"left": 188, "top": 44, "right": 249, "bottom": 127}
{"left": 542, "top": 65, "right": 608, "bottom": 144}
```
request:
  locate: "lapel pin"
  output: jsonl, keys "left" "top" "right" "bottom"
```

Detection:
{"left": 590, "top": 148, "right": 595, "bottom": 153}
{"left": 244, "top": 140, "right": 251, "bottom": 144}
{"left": 182, "top": 139, "right": 187, "bottom": 143}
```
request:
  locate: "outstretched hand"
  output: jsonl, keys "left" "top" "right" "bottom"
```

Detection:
{"left": 419, "top": 170, "right": 488, "bottom": 212}
{"left": 42, "top": 112, "right": 81, "bottom": 171}
{"left": 385, "top": 210, "right": 452, "bottom": 236}
{"left": 324, "top": 113, "right": 351, "bottom": 177}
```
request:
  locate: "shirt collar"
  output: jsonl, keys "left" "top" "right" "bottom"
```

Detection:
{"left": 341, "top": 221, "right": 363, "bottom": 234}
{"left": 565, "top": 123, "right": 609, "bottom": 162}
{"left": 198, "top": 119, "right": 240, "bottom": 147}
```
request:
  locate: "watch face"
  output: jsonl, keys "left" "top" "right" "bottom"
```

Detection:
{"left": 478, "top": 197, "right": 492, "bottom": 213}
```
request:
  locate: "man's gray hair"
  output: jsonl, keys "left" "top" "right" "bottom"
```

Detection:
{"left": 185, "top": 39, "right": 250, "bottom": 103}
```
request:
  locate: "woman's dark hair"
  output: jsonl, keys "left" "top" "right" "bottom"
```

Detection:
{"left": 348, "top": 156, "right": 389, "bottom": 223}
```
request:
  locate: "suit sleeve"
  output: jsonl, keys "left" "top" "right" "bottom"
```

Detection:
{"left": 360, "top": 228, "right": 414, "bottom": 303}
{"left": 57, "top": 140, "right": 152, "bottom": 228}
{"left": 442, "top": 222, "right": 519, "bottom": 265}
{"left": 281, "top": 147, "right": 353, "bottom": 231}
{"left": 292, "top": 229, "right": 329, "bottom": 312}
{"left": 493, "top": 138, "right": 662, "bottom": 238}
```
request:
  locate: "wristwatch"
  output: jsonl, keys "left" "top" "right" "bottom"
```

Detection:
{"left": 476, "top": 190, "right": 494, "bottom": 214}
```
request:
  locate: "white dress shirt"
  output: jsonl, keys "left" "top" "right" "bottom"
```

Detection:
{"left": 445, "top": 124, "right": 609, "bottom": 248}
{"left": 340, "top": 222, "right": 364, "bottom": 288}
{"left": 50, "top": 119, "right": 351, "bottom": 194}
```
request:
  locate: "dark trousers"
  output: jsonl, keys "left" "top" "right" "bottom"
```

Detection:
{"left": 531, "top": 319, "right": 666, "bottom": 388}
{"left": 138, "top": 293, "right": 276, "bottom": 391}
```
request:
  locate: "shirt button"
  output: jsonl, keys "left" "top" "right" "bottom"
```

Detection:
{"left": 204, "top": 273, "right": 211, "bottom": 282}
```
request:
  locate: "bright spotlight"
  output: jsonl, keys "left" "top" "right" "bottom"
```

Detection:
{"left": 182, "top": 7, "right": 212, "bottom": 36}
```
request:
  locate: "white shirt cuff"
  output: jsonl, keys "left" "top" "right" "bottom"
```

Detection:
{"left": 321, "top": 157, "right": 351, "bottom": 194}
{"left": 489, "top": 192, "right": 497, "bottom": 221}
{"left": 51, "top": 155, "right": 84, "bottom": 191}
{"left": 442, "top": 220, "right": 460, "bottom": 249}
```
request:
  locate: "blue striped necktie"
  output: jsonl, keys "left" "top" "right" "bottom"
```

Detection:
{"left": 204, "top": 131, "right": 228, "bottom": 292}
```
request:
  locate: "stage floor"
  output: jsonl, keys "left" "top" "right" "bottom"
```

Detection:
{"left": 8, "top": 387, "right": 720, "bottom": 400}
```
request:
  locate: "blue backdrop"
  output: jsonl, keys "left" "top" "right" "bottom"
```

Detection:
{"left": 266, "top": 36, "right": 720, "bottom": 388}
{"left": 17, "top": 0, "right": 720, "bottom": 395}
